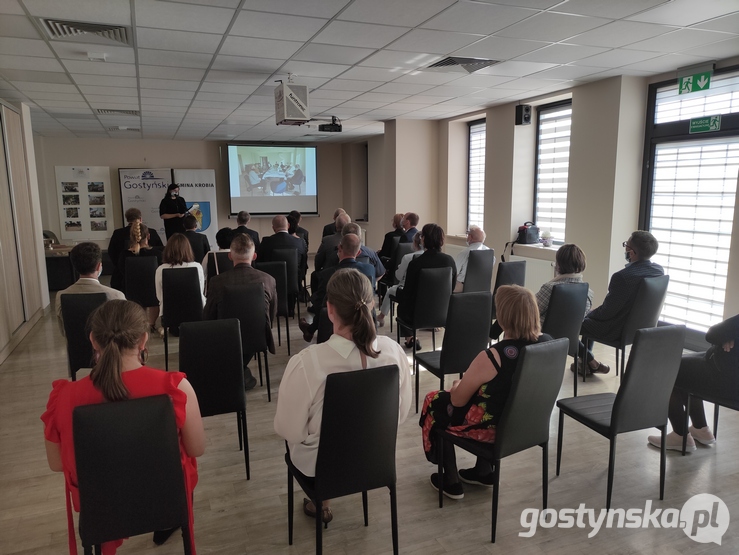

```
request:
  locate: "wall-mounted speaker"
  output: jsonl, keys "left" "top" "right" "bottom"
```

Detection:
{"left": 515, "top": 104, "right": 532, "bottom": 126}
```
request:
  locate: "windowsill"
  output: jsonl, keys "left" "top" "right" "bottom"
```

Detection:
{"left": 511, "top": 242, "right": 559, "bottom": 262}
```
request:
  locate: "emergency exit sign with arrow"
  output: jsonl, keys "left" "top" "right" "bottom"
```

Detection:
{"left": 679, "top": 71, "right": 711, "bottom": 94}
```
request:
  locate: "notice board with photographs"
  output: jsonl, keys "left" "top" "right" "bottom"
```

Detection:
{"left": 55, "top": 166, "right": 112, "bottom": 241}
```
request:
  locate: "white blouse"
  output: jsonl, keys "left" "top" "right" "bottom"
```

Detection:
{"left": 274, "top": 334, "right": 412, "bottom": 477}
{"left": 155, "top": 262, "right": 206, "bottom": 316}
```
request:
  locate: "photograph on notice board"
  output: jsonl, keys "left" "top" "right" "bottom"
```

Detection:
{"left": 87, "top": 182, "right": 105, "bottom": 192}
{"left": 88, "top": 194, "right": 105, "bottom": 206}
{"left": 62, "top": 194, "right": 79, "bottom": 206}
{"left": 65, "top": 208, "right": 79, "bottom": 218}
{"left": 56, "top": 165, "right": 112, "bottom": 241}
{"left": 65, "top": 221, "right": 82, "bottom": 231}
{"left": 89, "top": 207, "right": 106, "bottom": 218}
{"left": 90, "top": 220, "right": 107, "bottom": 231}
{"left": 61, "top": 182, "right": 79, "bottom": 193}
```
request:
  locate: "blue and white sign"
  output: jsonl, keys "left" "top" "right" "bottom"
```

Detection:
{"left": 119, "top": 168, "right": 172, "bottom": 241}
{"left": 173, "top": 169, "right": 219, "bottom": 249}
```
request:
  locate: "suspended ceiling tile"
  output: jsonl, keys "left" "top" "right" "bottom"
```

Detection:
{"left": 567, "top": 21, "right": 675, "bottom": 49}
{"left": 0, "top": 69, "right": 71, "bottom": 82}
{"left": 572, "top": 48, "right": 664, "bottom": 68}
{"left": 320, "top": 79, "right": 384, "bottom": 92}
{"left": 13, "top": 80, "right": 78, "bottom": 92}
{"left": 515, "top": 44, "right": 610, "bottom": 64}
{"left": 0, "top": 15, "right": 41, "bottom": 39}
{"left": 134, "top": 0, "right": 235, "bottom": 34}
{"left": 309, "top": 88, "right": 361, "bottom": 100}
{"left": 338, "top": 0, "right": 456, "bottom": 27}
{"left": 281, "top": 60, "right": 350, "bottom": 78}
{"left": 71, "top": 74, "right": 134, "bottom": 87}
{"left": 555, "top": 0, "right": 671, "bottom": 19}
{"left": 200, "top": 82, "right": 258, "bottom": 94}
{"left": 50, "top": 41, "right": 135, "bottom": 63}
{"left": 62, "top": 60, "right": 136, "bottom": 76}
{"left": 475, "top": 60, "right": 558, "bottom": 76}
{"left": 140, "top": 88, "right": 194, "bottom": 99}
{"left": 627, "top": 0, "right": 739, "bottom": 27}
{"left": 371, "top": 81, "right": 435, "bottom": 94}
{"left": 393, "top": 70, "right": 460, "bottom": 85}
{"left": 312, "top": 21, "right": 410, "bottom": 49}
{"left": 23, "top": 0, "right": 131, "bottom": 24}
{"left": 692, "top": 12, "right": 739, "bottom": 34}
{"left": 422, "top": 2, "right": 536, "bottom": 35}
{"left": 230, "top": 11, "right": 328, "bottom": 41}
{"left": 294, "top": 44, "right": 375, "bottom": 65}
{"left": 203, "top": 70, "right": 268, "bottom": 84}
{"left": 496, "top": 12, "right": 611, "bottom": 43}
{"left": 359, "top": 50, "right": 440, "bottom": 69}
{"left": 220, "top": 36, "right": 303, "bottom": 59}
{"left": 0, "top": 37, "right": 54, "bottom": 57}
{"left": 532, "top": 64, "right": 610, "bottom": 80}
{"left": 211, "top": 55, "right": 285, "bottom": 73}
{"left": 453, "top": 36, "right": 550, "bottom": 60}
{"left": 687, "top": 36, "right": 739, "bottom": 59}
{"left": 387, "top": 29, "right": 484, "bottom": 55}
{"left": 139, "top": 65, "right": 205, "bottom": 80}
{"left": 136, "top": 28, "right": 223, "bottom": 54}
{"left": 627, "top": 29, "right": 735, "bottom": 53}
{"left": 0, "top": 54, "right": 64, "bottom": 72}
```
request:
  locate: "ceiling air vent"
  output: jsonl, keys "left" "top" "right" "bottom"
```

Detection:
{"left": 425, "top": 57, "right": 499, "bottom": 74}
{"left": 108, "top": 126, "right": 140, "bottom": 132}
{"left": 38, "top": 18, "right": 132, "bottom": 46}
{"left": 97, "top": 109, "right": 140, "bottom": 116}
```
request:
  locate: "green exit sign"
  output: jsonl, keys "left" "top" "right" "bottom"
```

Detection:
{"left": 689, "top": 115, "right": 721, "bottom": 134}
{"left": 679, "top": 71, "right": 711, "bottom": 94}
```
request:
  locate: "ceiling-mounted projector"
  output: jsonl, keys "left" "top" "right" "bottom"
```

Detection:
{"left": 275, "top": 82, "right": 310, "bottom": 126}
{"left": 318, "top": 116, "right": 342, "bottom": 132}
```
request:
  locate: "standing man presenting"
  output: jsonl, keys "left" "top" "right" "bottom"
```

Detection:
{"left": 159, "top": 183, "right": 188, "bottom": 239}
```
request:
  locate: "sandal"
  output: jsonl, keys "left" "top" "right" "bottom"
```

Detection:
{"left": 403, "top": 337, "right": 415, "bottom": 349}
{"left": 303, "top": 498, "right": 334, "bottom": 525}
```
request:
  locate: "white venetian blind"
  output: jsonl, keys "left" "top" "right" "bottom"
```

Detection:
{"left": 535, "top": 104, "right": 572, "bottom": 243}
{"left": 655, "top": 72, "right": 739, "bottom": 124}
{"left": 468, "top": 120, "right": 485, "bottom": 229}
{"left": 649, "top": 139, "right": 739, "bottom": 332}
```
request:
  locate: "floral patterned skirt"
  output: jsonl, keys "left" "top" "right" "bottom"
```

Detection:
{"left": 419, "top": 390, "right": 496, "bottom": 464}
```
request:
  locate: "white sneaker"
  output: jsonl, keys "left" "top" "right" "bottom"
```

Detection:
{"left": 648, "top": 431, "right": 696, "bottom": 451}
{"left": 689, "top": 426, "right": 716, "bottom": 446}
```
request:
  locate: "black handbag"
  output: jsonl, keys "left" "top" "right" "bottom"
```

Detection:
{"left": 517, "top": 221, "right": 540, "bottom": 244}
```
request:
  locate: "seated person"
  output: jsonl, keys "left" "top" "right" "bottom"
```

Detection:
{"left": 202, "top": 226, "right": 235, "bottom": 290}
{"left": 397, "top": 223, "right": 456, "bottom": 350}
{"left": 378, "top": 213, "right": 405, "bottom": 260}
{"left": 108, "top": 207, "right": 163, "bottom": 273}
{"left": 419, "top": 285, "right": 551, "bottom": 500}
{"left": 155, "top": 233, "right": 206, "bottom": 335}
{"left": 275, "top": 268, "right": 412, "bottom": 523}
{"left": 41, "top": 300, "right": 205, "bottom": 553}
{"left": 578, "top": 230, "right": 664, "bottom": 375}
{"left": 56, "top": 242, "right": 125, "bottom": 336}
{"left": 453, "top": 225, "right": 492, "bottom": 292}
{"left": 648, "top": 314, "right": 738, "bottom": 451}
{"left": 183, "top": 214, "right": 210, "bottom": 264}
{"left": 377, "top": 232, "right": 422, "bottom": 327}
{"left": 323, "top": 222, "right": 385, "bottom": 282}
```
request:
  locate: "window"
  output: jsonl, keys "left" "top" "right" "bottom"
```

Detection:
{"left": 534, "top": 102, "right": 572, "bottom": 243}
{"left": 467, "top": 119, "right": 485, "bottom": 229}
{"left": 655, "top": 73, "right": 739, "bottom": 124}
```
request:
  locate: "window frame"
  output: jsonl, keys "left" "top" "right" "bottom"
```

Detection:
{"left": 533, "top": 99, "right": 573, "bottom": 245}
{"left": 467, "top": 118, "right": 486, "bottom": 231}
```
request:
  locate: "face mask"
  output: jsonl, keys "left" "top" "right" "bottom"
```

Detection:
{"left": 170, "top": 191, "right": 178, "bottom": 198}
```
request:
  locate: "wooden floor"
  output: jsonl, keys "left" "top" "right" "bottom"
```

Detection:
{"left": 1, "top": 295, "right": 738, "bottom": 554}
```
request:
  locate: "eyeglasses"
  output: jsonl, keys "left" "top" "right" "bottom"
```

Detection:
{"left": 622, "top": 241, "right": 632, "bottom": 249}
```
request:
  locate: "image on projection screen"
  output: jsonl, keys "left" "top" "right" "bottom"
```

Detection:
{"left": 228, "top": 144, "right": 317, "bottom": 215}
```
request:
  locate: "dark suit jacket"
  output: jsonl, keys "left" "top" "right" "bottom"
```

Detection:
{"left": 322, "top": 222, "right": 336, "bottom": 237}
{"left": 398, "top": 250, "right": 456, "bottom": 324}
{"left": 378, "top": 229, "right": 404, "bottom": 258}
{"left": 400, "top": 227, "right": 418, "bottom": 244}
{"left": 203, "top": 263, "right": 277, "bottom": 354}
{"left": 108, "top": 224, "right": 163, "bottom": 269}
{"left": 311, "top": 258, "right": 376, "bottom": 312}
{"left": 314, "top": 232, "right": 341, "bottom": 271}
{"left": 324, "top": 245, "right": 385, "bottom": 279}
{"left": 233, "top": 225, "right": 260, "bottom": 250}
{"left": 581, "top": 259, "right": 665, "bottom": 341}
{"left": 184, "top": 230, "right": 210, "bottom": 263}
{"left": 258, "top": 231, "right": 307, "bottom": 272}
{"left": 295, "top": 226, "right": 309, "bottom": 251}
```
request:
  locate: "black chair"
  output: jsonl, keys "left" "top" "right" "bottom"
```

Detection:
{"left": 489, "top": 260, "right": 526, "bottom": 339}
{"left": 541, "top": 282, "right": 590, "bottom": 361}
{"left": 579, "top": 275, "right": 669, "bottom": 391}
{"left": 73, "top": 395, "right": 193, "bottom": 555}
{"left": 396, "top": 267, "right": 453, "bottom": 412}
{"left": 255, "top": 261, "right": 291, "bottom": 355}
{"left": 681, "top": 393, "right": 739, "bottom": 455}
{"left": 218, "top": 283, "right": 273, "bottom": 401}
{"left": 557, "top": 325, "right": 686, "bottom": 509}
{"left": 204, "top": 251, "right": 234, "bottom": 293}
{"left": 316, "top": 307, "right": 333, "bottom": 344}
{"left": 462, "top": 249, "right": 495, "bottom": 293}
{"left": 274, "top": 248, "right": 301, "bottom": 320}
{"left": 124, "top": 255, "right": 159, "bottom": 308}
{"left": 60, "top": 293, "right": 107, "bottom": 381}
{"left": 179, "top": 319, "right": 250, "bottom": 479}
{"left": 436, "top": 338, "right": 569, "bottom": 543}
{"left": 161, "top": 268, "right": 203, "bottom": 371}
{"left": 286, "top": 365, "right": 400, "bottom": 555}
{"left": 416, "top": 292, "right": 492, "bottom": 409}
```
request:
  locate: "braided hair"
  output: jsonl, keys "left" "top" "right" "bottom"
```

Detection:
{"left": 326, "top": 268, "right": 380, "bottom": 358}
{"left": 129, "top": 221, "right": 149, "bottom": 255}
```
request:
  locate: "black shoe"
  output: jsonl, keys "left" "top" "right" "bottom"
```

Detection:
{"left": 590, "top": 362, "right": 611, "bottom": 374}
{"left": 458, "top": 468, "right": 495, "bottom": 487}
{"left": 429, "top": 473, "right": 464, "bottom": 500}
{"left": 152, "top": 527, "right": 178, "bottom": 545}
{"left": 244, "top": 375, "right": 257, "bottom": 391}
{"left": 169, "top": 326, "right": 180, "bottom": 337}
{"left": 569, "top": 361, "right": 591, "bottom": 376}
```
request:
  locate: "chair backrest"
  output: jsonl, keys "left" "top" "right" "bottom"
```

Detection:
{"left": 60, "top": 293, "right": 107, "bottom": 379}
{"left": 218, "top": 282, "right": 269, "bottom": 352}
{"left": 388, "top": 243, "right": 414, "bottom": 284}
{"left": 317, "top": 306, "right": 333, "bottom": 344}
{"left": 73, "top": 395, "right": 189, "bottom": 546}
{"left": 612, "top": 325, "right": 686, "bottom": 434}
{"left": 255, "top": 261, "right": 288, "bottom": 317}
{"left": 205, "top": 252, "right": 235, "bottom": 284}
{"left": 463, "top": 249, "right": 496, "bottom": 293}
{"left": 491, "top": 260, "right": 526, "bottom": 319}
{"left": 541, "top": 282, "right": 590, "bottom": 358}
{"left": 273, "top": 248, "right": 299, "bottom": 295}
{"left": 413, "top": 267, "right": 453, "bottom": 329}
{"left": 620, "top": 275, "right": 670, "bottom": 346}
{"left": 357, "top": 255, "right": 370, "bottom": 265}
{"left": 162, "top": 267, "right": 203, "bottom": 328}
{"left": 314, "top": 365, "right": 400, "bottom": 500}
{"left": 388, "top": 235, "right": 401, "bottom": 258}
{"left": 124, "top": 256, "right": 159, "bottom": 307}
{"left": 179, "top": 319, "right": 245, "bottom": 417}
{"left": 440, "top": 292, "right": 493, "bottom": 374}
{"left": 493, "top": 338, "right": 569, "bottom": 459}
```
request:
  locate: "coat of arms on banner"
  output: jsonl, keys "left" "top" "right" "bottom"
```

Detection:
{"left": 187, "top": 201, "right": 211, "bottom": 232}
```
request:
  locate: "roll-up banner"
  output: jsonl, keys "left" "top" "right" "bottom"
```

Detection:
{"left": 118, "top": 168, "right": 172, "bottom": 241}
{"left": 173, "top": 169, "right": 219, "bottom": 248}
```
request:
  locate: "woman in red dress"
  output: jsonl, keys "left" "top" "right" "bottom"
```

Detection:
{"left": 41, "top": 300, "right": 205, "bottom": 554}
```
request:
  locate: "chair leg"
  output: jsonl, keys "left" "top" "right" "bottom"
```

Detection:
{"left": 285, "top": 315, "right": 291, "bottom": 356}
{"left": 296, "top": 296, "right": 301, "bottom": 321}
{"left": 615, "top": 347, "right": 619, "bottom": 377}
{"left": 414, "top": 330, "right": 420, "bottom": 413}
{"left": 164, "top": 327, "right": 169, "bottom": 371}
{"left": 606, "top": 436, "right": 617, "bottom": 510}
{"left": 362, "top": 491, "right": 369, "bottom": 526}
{"left": 542, "top": 442, "right": 548, "bottom": 509}
{"left": 556, "top": 411, "right": 564, "bottom": 476}
{"left": 437, "top": 434, "right": 444, "bottom": 508}
{"left": 237, "top": 413, "right": 243, "bottom": 451}
{"left": 241, "top": 410, "right": 250, "bottom": 480}
{"left": 390, "top": 484, "right": 399, "bottom": 555}
{"left": 390, "top": 300, "right": 394, "bottom": 334}
{"left": 659, "top": 425, "right": 666, "bottom": 501}
{"left": 432, "top": 329, "right": 436, "bottom": 352}
{"left": 287, "top": 469, "right": 294, "bottom": 545}
{"left": 83, "top": 546, "right": 93, "bottom": 555}
{"left": 439, "top": 375, "right": 444, "bottom": 390}
{"left": 257, "top": 353, "right": 263, "bottom": 386}
{"left": 491, "top": 460, "right": 500, "bottom": 543}
{"left": 265, "top": 352, "right": 271, "bottom": 402}
{"left": 714, "top": 404, "right": 720, "bottom": 439}
{"left": 620, "top": 347, "right": 626, "bottom": 377}
{"left": 315, "top": 498, "right": 323, "bottom": 555}
{"left": 683, "top": 395, "right": 691, "bottom": 456}
{"left": 277, "top": 314, "right": 281, "bottom": 346}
